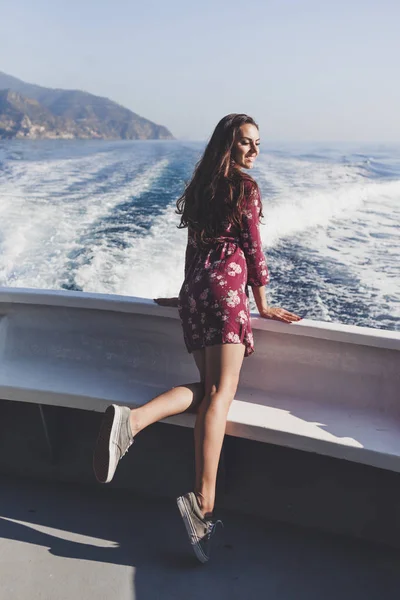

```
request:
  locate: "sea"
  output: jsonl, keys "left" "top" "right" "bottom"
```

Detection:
{"left": 0, "top": 139, "right": 399, "bottom": 332}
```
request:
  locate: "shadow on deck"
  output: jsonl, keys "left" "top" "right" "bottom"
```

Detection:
{"left": 1, "top": 476, "right": 400, "bottom": 600}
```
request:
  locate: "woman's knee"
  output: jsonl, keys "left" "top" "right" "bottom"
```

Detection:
{"left": 202, "top": 345, "right": 242, "bottom": 408}
{"left": 206, "top": 377, "right": 239, "bottom": 400}
{"left": 208, "top": 384, "right": 237, "bottom": 409}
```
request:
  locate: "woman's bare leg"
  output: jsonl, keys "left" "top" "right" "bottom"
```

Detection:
{"left": 129, "top": 349, "right": 206, "bottom": 435}
{"left": 193, "top": 343, "right": 245, "bottom": 516}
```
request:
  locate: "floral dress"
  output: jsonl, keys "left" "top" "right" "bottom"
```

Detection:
{"left": 178, "top": 178, "right": 269, "bottom": 358}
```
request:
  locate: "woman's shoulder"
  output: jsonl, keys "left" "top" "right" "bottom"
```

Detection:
{"left": 232, "top": 170, "right": 259, "bottom": 193}
{"left": 225, "top": 170, "right": 257, "bottom": 195}
{"left": 240, "top": 174, "right": 260, "bottom": 204}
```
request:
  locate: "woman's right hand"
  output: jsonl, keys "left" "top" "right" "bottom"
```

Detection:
{"left": 259, "top": 306, "right": 302, "bottom": 323}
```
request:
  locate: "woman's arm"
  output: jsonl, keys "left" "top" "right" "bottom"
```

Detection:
{"left": 240, "top": 180, "right": 269, "bottom": 288}
{"left": 252, "top": 285, "right": 268, "bottom": 314}
{"left": 241, "top": 181, "right": 302, "bottom": 323}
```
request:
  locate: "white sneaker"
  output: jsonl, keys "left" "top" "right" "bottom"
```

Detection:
{"left": 177, "top": 492, "right": 223, "bottom": 563}
{"left": 93, "top": 404, "right": 134, "bottom": 483}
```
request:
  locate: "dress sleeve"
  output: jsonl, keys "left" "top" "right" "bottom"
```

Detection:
{"left": 240, "top": 180, "right": 270, "bottom": 287}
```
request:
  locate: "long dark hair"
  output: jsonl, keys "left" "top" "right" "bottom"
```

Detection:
{"left": 176, "top": 113, "right": 263, "bottom": 243}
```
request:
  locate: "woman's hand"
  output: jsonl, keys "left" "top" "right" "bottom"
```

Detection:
{"left": 153, "top": 297, "right": 180, "bottom": 307}
{"left": 259, "top": 306, "right": 302, "bottom": 323}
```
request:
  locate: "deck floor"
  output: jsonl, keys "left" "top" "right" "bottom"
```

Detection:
{"left": 1, "top": 477, "right": 400, "bottom": 600}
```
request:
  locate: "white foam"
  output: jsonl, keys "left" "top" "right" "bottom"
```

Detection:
{"left": 254, "top": 154, "right": 372, "bottom": 247}
{"left": 74, "top": 200, "right": 186, "bottom": 298}
{"left": 302, "top": 182, "right": 400, "bottom": 321}
{"left": 0, "top": 153, "right": 169, "bottom": 289}
{"left": 0, "top": 145, "right": 399, "bottom": 330}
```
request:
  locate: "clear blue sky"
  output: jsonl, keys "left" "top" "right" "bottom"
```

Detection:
{"left": 1, "top": 0, "right": 399, "bottom": 142}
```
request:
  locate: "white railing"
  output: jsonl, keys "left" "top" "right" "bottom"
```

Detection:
{"left": 0, "top": 286, "right": 399, "bottom": 472}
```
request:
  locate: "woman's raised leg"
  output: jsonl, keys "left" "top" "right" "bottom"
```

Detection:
{"left": 93, "top": 349, "right": 206, "bottom": 483}
{"left": 129, "top": 349, "right": 205, "bottom": 435}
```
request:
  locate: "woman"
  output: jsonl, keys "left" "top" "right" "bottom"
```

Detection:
{"left": 93, "top": 114, "right": 301, "bottom": 563}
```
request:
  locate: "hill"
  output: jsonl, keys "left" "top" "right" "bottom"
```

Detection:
{"left": 0, "top": 71, "right": 174, "bottom": 140}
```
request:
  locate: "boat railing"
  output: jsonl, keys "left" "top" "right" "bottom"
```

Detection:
{"left": 0, "top": 286, "right": 399, "bottom": 472}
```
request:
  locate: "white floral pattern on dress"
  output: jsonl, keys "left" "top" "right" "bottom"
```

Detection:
{"left": 245, "top": 332, "right": 254, "bottom": 346}
{"left": 225, "top": 289, "right": 240, "bottom": 308}
{"left": 236, "top": 310, "right": 248, "bottom": 324}
{"left": 227, "top": 262, "right": 242, "bottom": 276}
{"left": 226, "top": 332, "right": 241, "bottom": 343}
{"left": 199, "top": 288, "right": 209, "bottom": 300}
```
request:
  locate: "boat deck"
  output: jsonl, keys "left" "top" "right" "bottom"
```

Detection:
{"left": 1, "top": 477, "right": 399, "bottom": 600}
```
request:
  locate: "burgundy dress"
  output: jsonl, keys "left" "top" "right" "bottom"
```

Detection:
{"left": 178, "top": 178, "right": 269, "bottom": 358}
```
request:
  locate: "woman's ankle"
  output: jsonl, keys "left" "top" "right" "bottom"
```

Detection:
{"left": 195, "top": 491, "right": 214, "bottom": 519}
{"left": 129, "top": 409, "right": 141, "bottom": 437}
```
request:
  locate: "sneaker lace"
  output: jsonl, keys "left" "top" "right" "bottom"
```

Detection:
{"left": 206, "top": 519, "right": 224, "bottom": 540}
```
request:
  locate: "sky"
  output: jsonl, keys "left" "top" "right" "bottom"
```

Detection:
{"left": 1, "top": 0, "right": 399, "bottom": 142}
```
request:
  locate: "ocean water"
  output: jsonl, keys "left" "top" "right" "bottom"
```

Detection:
{"left": 0, "top": 139, "right": 399, "bottom": 331}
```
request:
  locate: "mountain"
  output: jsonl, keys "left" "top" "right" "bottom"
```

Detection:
{"left": 0, "top": 71, "right": 174, "bottom": 140}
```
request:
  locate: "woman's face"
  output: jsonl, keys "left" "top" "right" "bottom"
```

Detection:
{"left": 231, "top": 124, "right": 260, "bottom": 170}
